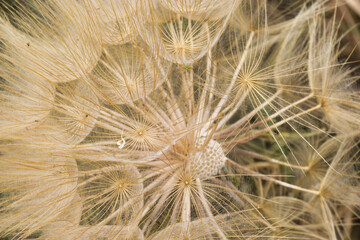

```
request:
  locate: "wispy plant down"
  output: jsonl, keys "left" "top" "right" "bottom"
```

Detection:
{"left": 0, "top": 0, "right": 359, "bottom": 239}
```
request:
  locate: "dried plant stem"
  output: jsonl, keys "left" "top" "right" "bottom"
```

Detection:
{"left": 346, "top": 0, "right": 360, "bottom": 15}
{"left": 216, "top": 90, "right": 250, "bottom": 131}
{"left": 181, "top": 187, "right": 191, "bottom": 235}
{"left": 195, "top": 178, "right": 228, "bottom": 240}
{"left": 224, "top": 103, "right": 322, "bottom": 145}
{"left": 214, "top": 90, "right": 281, "bottom": 138}
{"left": 196, "top": 42, "right": 212, "bottom": 130}
{"left": 218, "top": 91, "right": 314, "bottom": 138}
{"left": 206, "top": 31, "right": 255, "bottom": 131}
{"left": 141, "top": 175, "right": 177, "bottom": 221}
{"left": 226, "top": 159, "right": 320, "bottom": 195}
{"left": 236, "top": 149, "right": 310, "bottom": 171}
{"left": 158, "top": 87, "right": 187, "bottom": 129}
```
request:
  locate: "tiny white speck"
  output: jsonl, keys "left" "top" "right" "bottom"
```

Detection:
{"left": 117, "top": 137, "right": 126, "bottom": 149}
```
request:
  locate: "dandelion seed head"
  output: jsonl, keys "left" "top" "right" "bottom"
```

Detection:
{"left": 180, "top": 175, "right": 193, "bottom": 188}
{"left": 172, "top": 41, "right": 187, "bottom": 55}
{"left": 113, "top": 179, "right": 126, "bottom": 192}
{"left": 1, "top": 0, "right": 359, "bottom": 239}
{"left": 159, "top": 0, "right": 240, "bottom": 20}
{"left": 127, "top": 124, "right": 156, "bottom": 150}
{"left": 79, "top": 163, "right": 143, "bottom": 226}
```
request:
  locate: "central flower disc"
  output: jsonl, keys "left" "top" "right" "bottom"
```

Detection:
{"left": 191, "top": 138, "right": 226, "bottom": 178}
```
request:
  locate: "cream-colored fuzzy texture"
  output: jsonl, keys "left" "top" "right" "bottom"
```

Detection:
{"left": 0, "top": 0, "right": 359, "bottom": 239}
